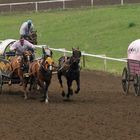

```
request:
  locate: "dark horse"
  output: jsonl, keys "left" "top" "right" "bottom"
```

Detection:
{"left": 29, "top": 56, "right": 54, "bottom": 103}
{"left": 57, "top": 47, "right": 81, "bottom": 99}
{"left": 25, "top": 30, "right": 37, "bottom": 45}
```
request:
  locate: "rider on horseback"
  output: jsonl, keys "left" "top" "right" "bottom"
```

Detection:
{"left": 19, "top": 19, "right": 34, "bottom": 40}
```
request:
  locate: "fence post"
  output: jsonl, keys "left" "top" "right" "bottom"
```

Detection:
{"left": 91, "top": 0, "right": 94, "bottom": 7}
{"left": 9, "top": 4, "right": 12, "bottom": 12}
{"left": 121, "top": 0, "right": 123, "bottom": 5}
{"left": 103, "top": 54, "right": 107, "bottom": 71}
{"left": 63, "top": 0, "right": 65, "bottom": 9}
{"left": 63, "top": 48, "right": 66, "bottom": 56}
{"left": 82, "top": 51, "right": 86, "bottom": 67}
{"left": 35, "top": 2, "right": 38, "bottom": 12}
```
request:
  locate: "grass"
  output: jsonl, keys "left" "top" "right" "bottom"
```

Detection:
{"left": 1, "top": 4, "right": 140, "bottom": 74}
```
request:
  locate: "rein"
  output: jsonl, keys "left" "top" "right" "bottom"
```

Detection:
{"left": 58, "top": 56, "right": 80, "bottom": 72}
{"left": 39, "top": 59, "right": 51, "bottom": 72}
{"left": 58, "top": 63, "right": 70, "bottom": 71}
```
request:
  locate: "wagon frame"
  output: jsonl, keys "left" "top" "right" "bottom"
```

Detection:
{"left": 122, "top": 59, "right": 140, "bottom": 96}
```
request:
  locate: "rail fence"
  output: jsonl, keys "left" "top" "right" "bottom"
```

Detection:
{"left": 36, "top": 45, "right": 127, "bottom": 72}
{"left": 0, "top": 39, "right": 127, "bottom": 72}
{"left": 0, "top": 0, "right": 140, "bottom": 13}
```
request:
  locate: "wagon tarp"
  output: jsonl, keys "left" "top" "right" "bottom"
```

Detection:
{"left": 128, "top": 39, "right": 140, "bottom": 61}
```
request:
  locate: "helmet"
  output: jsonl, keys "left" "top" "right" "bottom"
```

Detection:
{"left": 27, "top": 20, "right": 32, "bottom": 26}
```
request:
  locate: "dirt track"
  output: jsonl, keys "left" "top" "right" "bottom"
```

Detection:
{"left": 0, "top": 70, "right": 140, "bottom": 140}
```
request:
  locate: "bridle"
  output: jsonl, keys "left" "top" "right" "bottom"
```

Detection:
{"left": 40, "top": 57, "right": 54, "bottom": 72}
{"left": 23, "top": 51, "right": 33, "bottom": 63}
{"left": 58, "top": 50, "right": 81, "bottom": 72}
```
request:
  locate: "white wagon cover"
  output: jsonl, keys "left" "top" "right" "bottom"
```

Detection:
{"left": 128, "top": 39, "right": 140, "bottom": 61}
{"left": 0, "top": 39, "right": 16, "bottom": 55}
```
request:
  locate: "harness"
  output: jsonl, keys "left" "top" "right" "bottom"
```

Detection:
{"left": 58, "top": 56, "right": 80, "bottom": 72}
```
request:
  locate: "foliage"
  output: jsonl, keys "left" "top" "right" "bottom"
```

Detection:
{"left": 128, "top": 22, "right": 136, "bottom": 28}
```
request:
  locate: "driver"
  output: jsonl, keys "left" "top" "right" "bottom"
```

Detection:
{"left": 10, "top": 36, "right": 35, "bottom": 56}
{"left": 10, "top": 36, "right": 35, "bottom": 69}
{"left": 9, "top": 37, "right": 35, "bottom": 85}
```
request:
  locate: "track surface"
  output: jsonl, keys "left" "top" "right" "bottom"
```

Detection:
{"left": 0, "top": 70, "right": 140, "bottom": 140}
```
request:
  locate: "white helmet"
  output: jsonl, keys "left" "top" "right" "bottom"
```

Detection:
{"left": 27, "top": 20, "right": 32, "bottom": 26}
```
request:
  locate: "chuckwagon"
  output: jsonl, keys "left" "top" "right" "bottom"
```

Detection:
{"left": 122, "top": 39, "right": 140, "bottom": 96}
{"left": 0, "top": 39, "right": 21, "bottom": 93}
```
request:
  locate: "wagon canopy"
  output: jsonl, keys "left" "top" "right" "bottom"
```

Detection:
{"left": 128, "top": 39, "right": 140, "bottom": 61}
{"left": 0, "top": 39, "right": 16, "bottom": 55}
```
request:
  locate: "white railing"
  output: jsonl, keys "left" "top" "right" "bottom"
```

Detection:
{"left": 36, "top": 45, "right": 127, "bottom": 71}
{"left": 0, "top": 0, "right": 70, "bottom": 12}
{"left": 0, "top": 39, "right": 127, "bottom": 72}
{"left": 0, "top": 0, "right": 138, "bottom": 13}
{"left": 36, "top": 44, "right": 127, "bottom": 62}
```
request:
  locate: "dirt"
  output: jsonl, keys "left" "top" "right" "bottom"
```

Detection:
{"left": 0, "top": 70, "right": 140, "bottom": 140}
{"left": 0, "top": 0, "right": 140, "bottom": 139}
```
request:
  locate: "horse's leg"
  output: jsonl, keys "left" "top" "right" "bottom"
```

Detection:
{"left": 18, "top": 69, "right": 23, "bottom": 86}
{"left": 23, "top": 77, "right": 29, "bottom": 99}
{"left": 67, "top": 79, "right": 73, "bottom": 98}
{"left": 37, "top": 80, "right": 46, "bottom": 101}
{"left": 29, "top": 75, "right": 34, "bottom": 91}
{"left": 44, "top": 82, "right": 49, "bottom": 103}
{"left": 57, "top": 72, "right": 65, "bottom": 97}
{"left": 75, "top": 77, "right": 80, "bottom": 94}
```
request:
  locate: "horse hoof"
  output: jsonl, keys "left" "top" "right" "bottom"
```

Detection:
{"left": 8, "top": 81, "right": 12, "bottom": 86}
{"left": 62, "top": 92, "right": 65, "bottom": 97}
{"left": 28, "top": 88, "right": 31, "bottom": 91}
{"left": 70, "top": 90, "right": 73, "bottom": 96}
{"left": 45, "top": 99, "right": 49, "bottom": 103}
{"left": 19, "top": 82, "right": 23, "bottom": 86}
{"left": 24, "top": 96, "right": 27, "bottom": 100}
{"left": 66, "top": 94, "right": 70, "bottom": 98}
{"left": 75, "top": 89, "right": 80, "bottom": 94}
{"left": 36, "top": 85, "right": 40, "bottom": 90}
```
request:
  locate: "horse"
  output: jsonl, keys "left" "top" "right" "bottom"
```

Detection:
{"left": 9, "top": 50, "right": 34, "bottom": 99}
{"left": 29, "top": 56, "right": 54, "bottom": 103}
{"left": 57, "top": 47, "right": 81, "bottom": 99}
{"left": 26, "top": 30, "right": 37, "bottom": 45}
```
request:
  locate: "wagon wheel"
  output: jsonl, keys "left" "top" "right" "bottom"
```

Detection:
{"left": 133, "top": 74, "right": 140, "bottom": 96}
{"left": 122, "top": 67, "right": 130, "bottom": 95}
{"left": 0, "top": 70, "right": 3, "bottom": 94}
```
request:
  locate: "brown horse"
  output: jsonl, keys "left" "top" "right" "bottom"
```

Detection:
{"left": 29, "top": 56, "right": 54, "bottom": 103}
{"left": 9, "top": 56, "right": 22, "bottom": 84}
{"left": 57, "top": 47, "right": 81, "bottom": 99}
{"left": 25, "top": 30, "right": 37, "bottom": 45}
{"left": 9, "top": 50, "right": 34, "bottom": 99}
{"left": 27, "top": 31, "right": 37, "bottom": 45}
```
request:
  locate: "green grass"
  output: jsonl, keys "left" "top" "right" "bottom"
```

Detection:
{"left": 1, "top": 4, "right": 140, "bottom": 74}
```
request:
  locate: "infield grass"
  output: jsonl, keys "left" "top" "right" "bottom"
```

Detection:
{"left": 0, "top": 4, "right": 140, "bottom": 74}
